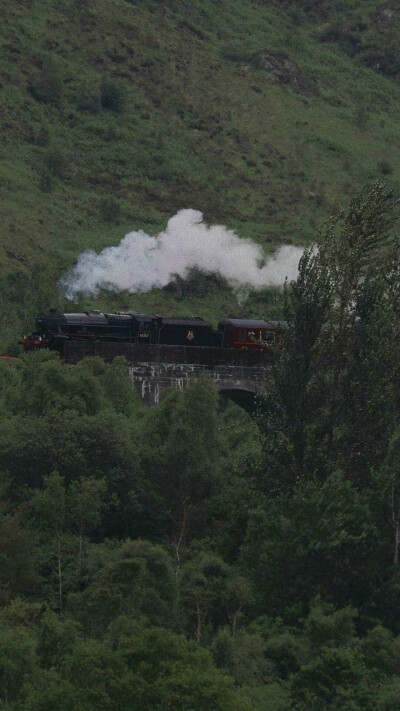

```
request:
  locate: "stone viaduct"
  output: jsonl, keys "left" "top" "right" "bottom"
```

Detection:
{"left": 63, "top": 341, "right": 273, "bottom": 410}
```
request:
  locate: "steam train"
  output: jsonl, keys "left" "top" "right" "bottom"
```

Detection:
{"left": 21, "top": 310, "right": 285, "bottom": 354}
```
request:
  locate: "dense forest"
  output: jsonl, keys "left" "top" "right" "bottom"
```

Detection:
{"left": 1, "top": 184, "right": 400, "bottom": 709}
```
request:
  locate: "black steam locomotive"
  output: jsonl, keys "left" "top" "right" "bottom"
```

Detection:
{"left": 22, "top": 310, "right": 285, "bottom": 354}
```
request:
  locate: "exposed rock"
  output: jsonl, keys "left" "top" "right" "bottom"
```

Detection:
{"left": 374, "top": 7, "right": 394, "bottom": 26}
{"left": 252, "top": 50, "right": 318, "bottom": 95}
{"left": 178, "top": 19, "right": 207, "bottom": 40}
{"left": 5, "top": 250, "right": 28, "bottom": 265}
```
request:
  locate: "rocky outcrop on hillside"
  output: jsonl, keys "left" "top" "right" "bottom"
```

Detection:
{"left": 374, "top": 7, "right": 394, "bottom": 27}
{"left": 252, "top": 50, "right": 317, "bottom": 95}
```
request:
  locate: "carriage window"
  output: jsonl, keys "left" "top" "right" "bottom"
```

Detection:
{"left": 263, "top": 331, "right": 276, "bottom": 343}
{"left": 239, "top": 329, "right": 247, "bottom": 341}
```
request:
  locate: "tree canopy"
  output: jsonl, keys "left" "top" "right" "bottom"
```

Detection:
{"left": 2, "top": 185, "right": 400, "bottom": 709}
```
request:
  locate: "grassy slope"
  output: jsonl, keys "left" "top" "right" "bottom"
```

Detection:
{"left": 2, "top": 0, "right": 400, "bottom": 346}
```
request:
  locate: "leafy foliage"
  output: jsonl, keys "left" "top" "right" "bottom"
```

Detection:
{"left": 3, "top": 189, "right": 400, "bottom": 707}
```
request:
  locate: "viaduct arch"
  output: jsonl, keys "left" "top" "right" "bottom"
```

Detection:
{"left": 63, "top": 341, "right": 273, "bottom": 411}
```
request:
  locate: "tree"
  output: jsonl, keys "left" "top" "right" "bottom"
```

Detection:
{"left": 0, "top": 623, "right": 37, "bottom": 707}
{"left": 36, "top": 609, "right": 79, "bottom": 670}
{"left": 31, "top": 472, "right": 67, "bottom": 613}
{"left": 141, "top": 376, "right": 225, "bottom": 542}
{"left": 375, "top": 429, "right": 400, "bottom": 565}
{"left": 68, "top": 477, "right": 106, "bottom": 576}
{"left": 257, "top": 182, "right": 399, "bottom": 490}
{"left": 180, "top": 551, "right": 231, "bottom": 642}
{"left": 67, "top": 540, "right": 176, "bottom": 636}
{"left": 240, "top": 472, "right": 378, "bottom": 614}
{"left": 317, "top": 183, "right": 397, "bottom": 474}
{"left": 0, "top": 489, "right": 38, "bottom": 604}
{"left": 257, "top": 244, "right": 332, "bottom": 489}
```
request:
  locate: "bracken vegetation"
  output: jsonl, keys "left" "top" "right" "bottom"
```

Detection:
{"left": 3, "top": 0, "right": 400, "bottom": 345}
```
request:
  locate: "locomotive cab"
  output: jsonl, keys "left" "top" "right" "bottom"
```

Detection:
{"left": 129, "top": 313, "right": 161, "bottom": 344}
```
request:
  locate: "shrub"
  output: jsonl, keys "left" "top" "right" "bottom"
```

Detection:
{"left": 39, "top": 169, "right": 53, "bottom": 193}
{"left": 78, "top": 89, "right": 101, "bottom": 114}
{"left": 163, "top": 267, "right": 231, "bottom": 299}
{"left": 377, "top": 160, "right": 393, "bottom": 176}
{"left": 44, "top": 147, "right": 67, "bottom": 179}
{"left": 98, "top": 196, "right": 121, "bottom": 222}
{"left": 104, "top": 126, "right": 118, "bottom": 141}
{"left": 74, "top": 0, "right": 92, "bottom": 10}
{"left": 100, "top": 80, "right": 126, "bottom": 112}
{"left": 354, "top": 104, "right": 369, "bottom": 129}
{"left": 30, "top": 58, "right": 63, "bottom": 106}
{"left": 33, "top": 125, "right": 50, "bottom": 147}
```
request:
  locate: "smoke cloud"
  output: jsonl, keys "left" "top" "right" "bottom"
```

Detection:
{"left": 60, "top": 209, "right": 304, "bottom": 300}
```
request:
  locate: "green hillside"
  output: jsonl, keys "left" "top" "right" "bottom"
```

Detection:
{"left": 2, "top": 0, "right": 400, "bottom": 347}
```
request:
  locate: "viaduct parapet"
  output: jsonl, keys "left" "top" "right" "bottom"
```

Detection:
{"left": 63, "top": 342, "right": 273, "bottom": 409}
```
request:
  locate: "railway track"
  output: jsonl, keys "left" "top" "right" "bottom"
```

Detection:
{"left": 0, "top": 355, "right": 19, "bottom": 364}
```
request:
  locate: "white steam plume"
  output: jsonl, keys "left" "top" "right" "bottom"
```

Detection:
{"left": 59, "top": 209, "right": 304, "bottom": 300}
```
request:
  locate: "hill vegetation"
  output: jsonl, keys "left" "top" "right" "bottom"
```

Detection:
{"left": 3, "top": 0, "right": 400, "bottom": 346}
